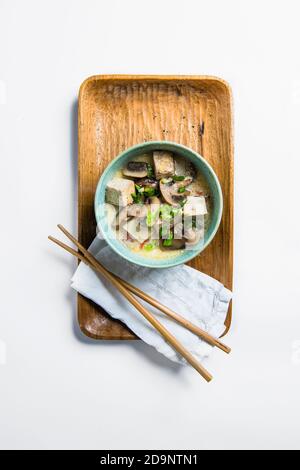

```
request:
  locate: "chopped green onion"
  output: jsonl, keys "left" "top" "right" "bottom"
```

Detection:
{"left": 159, "top": 225, "right": 171, "bottom": 238}
{"left": 135, "top": 184, "right": 144, "bottom": 193}
{"left": 144, "top": 241, "right": 157, "bottom": 251}
{"left": 173, "top": 175, "right": 185, "bottom": 181}
{"left": 146, "top": 208, "right": 159, "bottom": 227}
{"left": 162, "top": 231, "right": 174, "bottom": 247}
{"left": 144, "top": 187, "right": 156, "bottom": 197}
{"left": 178, "top": 187, "right": 185, "bottom": 194}
{"left": 161, "top": 178, "right": 172, "bottom": 184}
{"left": 132, "top": 184, "right": 145, "bottom": 203}
{"left": 131, "top": 190, "right": 144, "bottom": 203}
{"left": 131, "top": 193, "right": 140, "bottom": 203}
{"left": 171, "top": 207, "right": 182, "bottom": 218}
{"left": 160, "top": 204, "right": 173, "bottom": 220}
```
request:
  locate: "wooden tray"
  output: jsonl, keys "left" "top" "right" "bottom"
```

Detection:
{"left": 78, "top": 75, "right": 233, "bottom": 340}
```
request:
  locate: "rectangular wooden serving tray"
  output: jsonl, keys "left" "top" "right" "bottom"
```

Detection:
{"left": 78, "top": 75, "right": 234, "bottom": 340}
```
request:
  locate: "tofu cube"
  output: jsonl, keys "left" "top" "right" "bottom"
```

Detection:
{"left": 174, "top": 155, "right": 186, "bottom": 176}
{"left": 153, "top": 151, "right": 175, "bottom": 179}
{"left": 125, "top": 219, "right": 149, "bottom": 243}
{"left": 174, "top": 155, "right": 196, "bottom": 178}
{"left": 105, "top": 177, "right": 135, "bottom": 207}
{"left": 184, "top": 196, "right": 207, "bottom": 216}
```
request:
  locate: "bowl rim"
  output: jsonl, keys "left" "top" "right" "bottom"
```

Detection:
{"left": 94, "top": 140, "right": 223, "bottom": 268}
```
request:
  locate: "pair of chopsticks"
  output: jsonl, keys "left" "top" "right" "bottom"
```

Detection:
{"left": 49, "top": 225, "right": 231, "bottom": 382}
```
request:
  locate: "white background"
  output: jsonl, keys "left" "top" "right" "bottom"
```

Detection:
{"left": 0, "top": 0, "right": 300, "bottom": 450}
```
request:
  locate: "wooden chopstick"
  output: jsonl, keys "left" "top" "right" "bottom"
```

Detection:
{"left": 52, "top": 225, "right": 213, "bottom": 382}
{"left": 48, "top": 236, "right": 230, "bottom": 354}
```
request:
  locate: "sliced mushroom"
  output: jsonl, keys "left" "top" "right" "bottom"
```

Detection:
{"left": 159, "top": 181, "right": 175, "bottom": 206}
{"left": 172, "top": 239, "right": 186, "bottom": 249}
{"left": 161, "top": 238, "right": 186, "bottom": 250}
{"left": 123, "top": 161, "right": 148, "bottom": 178}
{"left": 184, "top": 227, "right": 198, "bottom": 243}
{"left": 185, "top": 161, "right": 197, "bottom": 178}
{"left": 159, "top": 177, "right": 193, "bottom": 206}
{"left": 174, "top": 156, "right": 185, "bottom": 176}
{"left": 172, "top": 190, "right": 191, "bottom": 200}
{"left": 179, "top": 176, "right": 193, "bottom": 187}
{"left": 185, "top": 228, "right": 204, "bottom": 247}
{"left": 174, "top": 155, "right": 196, "bottom": 178}
{"left": 138, "top": 178, "right": 158, "bottom": 189}
{"left": 139, "top": 179, "right": 159, "bottom": 203}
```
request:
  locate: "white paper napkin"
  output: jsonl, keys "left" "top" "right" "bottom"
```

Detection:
{"left": 71, "top": 237, "right": 232, "bottom": 365}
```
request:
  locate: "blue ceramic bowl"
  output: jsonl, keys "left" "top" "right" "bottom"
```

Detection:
{"left": 94, "top": 141, "right": 223, "bottom": 268}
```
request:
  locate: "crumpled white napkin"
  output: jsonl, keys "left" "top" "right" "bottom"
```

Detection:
{"left": 71, "top": 237, "right": 232, "bottom": 365}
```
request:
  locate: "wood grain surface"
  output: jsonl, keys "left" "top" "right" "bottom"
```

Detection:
{"left": 78, "top": 75, "right": 234, "bottom": 340}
